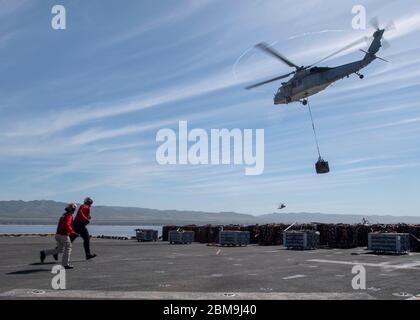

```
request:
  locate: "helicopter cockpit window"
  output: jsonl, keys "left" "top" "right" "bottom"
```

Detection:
{"left": 310, "top": 67, "right": 332, "bottom": 73}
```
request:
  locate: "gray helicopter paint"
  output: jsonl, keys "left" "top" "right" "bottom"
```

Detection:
{"left": 274, "top": 57, "right": 373, "bottom": 104}
{"left": 272, "top": 29, "right": 385, "bottom": 104}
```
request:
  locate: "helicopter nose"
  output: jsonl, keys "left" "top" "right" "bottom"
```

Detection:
{"left": 274, "top": 92, "right": 285, "bottom": 104}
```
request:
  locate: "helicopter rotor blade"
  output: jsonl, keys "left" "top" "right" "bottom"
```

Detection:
{"left": 370, "top": 16, "right": 379, "bottom": 30}
{"left": 245, "top": 71, "right": 295, "bottom": 90}
{"left": 255, "top": 43, "right": 300, "bottom": 69}
{"left": 381, "top": 38, "right": 391, "bottom": 50}
{"left": 307, "top": 35, "right": 371, "bottom": 67}
{"left": 385, "top": 20, "right": 396, "bottom": 32}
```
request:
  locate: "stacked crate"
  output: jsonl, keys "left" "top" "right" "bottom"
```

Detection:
{"left": 181, "top": 225, "right": 200, "bottom": 242}
{"left": 243, "top": 225, "right": 259, "bottom": 244}
{"left": 283, "top": 230, "right": 319, "bottom": 250}
{"left": 222, "top": 224, "right": 240, "bottom": 231}
{"left": 135, "top": 229, "right": 158, "bottom": 242}
{"left": 219, "top": 231, "right": 250, "bottom": 246}
{"left": 257, "top": 224, "right": 286, "bottom": 245}
{"left": 168, "top": 230, "right": 195, "bottom": 244}
{"left": 162, "top": 225, "right": 180, "bottom": 241}
{"left": 197, "top": 225, "right": 223, "bottom": 243}
{"left": 368, "top": 233, "right": 410, "bottom": 254}
{"left": 326, "top": 224, "right": 358, "bottom": 248}
{"left": 314, "top": 224, "right": 330, "bottom": 246}
{"left": 356, "top": 224, "right": 371, "bottom": 247}
{"left": 370, "top": 224, "right": 420, "bottom": 252}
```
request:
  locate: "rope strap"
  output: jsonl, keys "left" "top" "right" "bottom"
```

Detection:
{"left": 307, "top": 100, "right": 321, "bottom": 159}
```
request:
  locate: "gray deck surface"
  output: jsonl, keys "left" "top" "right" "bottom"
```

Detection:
{"left": 0, "top": 237, "right": 419, "bottom": 300}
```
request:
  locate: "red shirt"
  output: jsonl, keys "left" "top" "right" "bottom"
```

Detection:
{"left": 56, "top": 212, "right": 75, "bottom": 236}
{"left": 75, "top": 204, "right": 91, "bottom": 225}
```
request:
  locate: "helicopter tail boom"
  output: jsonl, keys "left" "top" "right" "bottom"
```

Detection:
{"left": 365, "top": 29, "right": 385, "bottom": 58}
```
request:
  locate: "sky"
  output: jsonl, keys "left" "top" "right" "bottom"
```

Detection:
{"left": 0, "top": 0, "right": 420, "bottom": 216}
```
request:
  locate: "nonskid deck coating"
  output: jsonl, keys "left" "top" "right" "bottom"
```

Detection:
{"left": 0, "top": 237, "right": 419, "bottom": 300}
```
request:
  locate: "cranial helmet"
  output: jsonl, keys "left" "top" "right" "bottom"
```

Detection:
{"left": 84, "top": 197, "right": 94, "bottom": 205}
{"left": 65, "top": 203, "right": 77, "bottom": 213}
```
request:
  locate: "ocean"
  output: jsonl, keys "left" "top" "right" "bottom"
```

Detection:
{"left": 0, "top": 224, "right": 163, "bottom": 238}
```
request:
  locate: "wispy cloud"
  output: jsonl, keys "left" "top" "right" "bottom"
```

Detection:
{"left": 97, "top": 0, "right": 213, "bottom": 48}
{"left": 0, "top": 0, "right": 31, "bottom": 17}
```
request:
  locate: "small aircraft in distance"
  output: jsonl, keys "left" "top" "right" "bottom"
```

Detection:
{"left": 246, "top": 18, "right": 395, "bottom": 105}
{"left": 278, "top": 203, "right": 286, "bottom": 210}
{"left": 361, "top": 218, "right": 370, "bottom": 225}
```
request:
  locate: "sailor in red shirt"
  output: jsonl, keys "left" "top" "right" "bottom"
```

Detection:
{"left": 40, "top": 203, "right": 78, "bottom": 269}
{"left": 70, "top": 197, "right": 97, "bottom": 260}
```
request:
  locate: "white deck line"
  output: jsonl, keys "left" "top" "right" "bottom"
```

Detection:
{"left": 307, "top": 259, "right": 420, "bottom": 270}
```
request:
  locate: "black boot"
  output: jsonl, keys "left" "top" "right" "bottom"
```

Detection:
{"left": 86, "top": 254, "right": 97, "bottom": 260}
{"left": 53, "top": 247, "right": 58, "bottom": 261}
{"left": 40, "top": 250, "right": 46, "bottom": 263}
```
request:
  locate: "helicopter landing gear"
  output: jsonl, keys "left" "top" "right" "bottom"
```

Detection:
{"left": 356, "top": 72, "right": 364, "bottom": 79}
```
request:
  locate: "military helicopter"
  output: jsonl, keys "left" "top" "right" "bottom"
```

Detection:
{"left": 246, "top": 19, "right": 395, "bottom": 105}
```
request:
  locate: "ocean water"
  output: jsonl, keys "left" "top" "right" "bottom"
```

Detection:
{"left": 0, "top": 225, "right": 163, "bottom": 237}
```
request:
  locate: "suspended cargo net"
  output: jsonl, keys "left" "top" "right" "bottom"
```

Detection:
{"left": 307, "top": 100, "right": 330, "bottom": 174}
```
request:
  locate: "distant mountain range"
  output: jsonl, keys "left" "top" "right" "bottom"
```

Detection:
{"left": 0, "top": 200, "right": 419, "bottom": 225}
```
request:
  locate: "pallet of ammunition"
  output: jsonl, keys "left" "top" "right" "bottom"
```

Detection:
{"left": 243, "top": 225, "right": 259, "bottom": 244}
{"left": 135, "top": 229, "right": 158, "bottom": 242}
{"left": 320, "top": 224, "right": 358, "bottom": 248}
{"left": 368, "top": 233, "right": 410, "bottom": 254}
{"left": 197, "top": 225, "right": 223, "bottom": 243}
{"left": 219, "top": 231, "right": 250, "bottom": 246}
{"left": 181, "top": 225, "right": 200, "bottom": 242}
{"left": 257, "top": 224, "right": 286, "bottom": 245}
{"left": 283, "top": 230, "right": 319, "bottom": 250}
{"left": 370, "top": 224, "right": 420, "bottom": 252}
{"left": 168, "top": 230, "right": 195, "bottom": 244}
{"left": 162, "top": 225, "right": 180, "bottom": 241}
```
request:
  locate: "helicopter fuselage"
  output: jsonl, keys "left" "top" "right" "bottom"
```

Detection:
{"left": 246, "top": 28, "right": 385, "bottom": 104}
{"left": 274, "top": 55, "right": 375, "bottom": 104}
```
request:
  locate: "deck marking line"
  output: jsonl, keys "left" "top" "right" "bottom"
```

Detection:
{"left": 282, "top": 275, "right": 307, "bottom": 280}
{"left": 307, "top": 259, "right": 420, "bottom": 270}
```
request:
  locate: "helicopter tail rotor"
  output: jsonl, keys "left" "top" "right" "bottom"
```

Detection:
{"left": 369, "top": 16, "right": 396, "bottom": 50}
{"left": 371, "top": 17, "right": 396, "bottom": 32}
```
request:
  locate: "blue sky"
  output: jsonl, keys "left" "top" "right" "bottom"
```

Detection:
{"left": 1, "top": 0, "right": 420, "bottom": 216}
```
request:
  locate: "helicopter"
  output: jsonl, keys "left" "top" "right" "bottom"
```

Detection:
{"left": 245, "top": 19, "right": 395, "bottom": 105}
{"left": 278, "top": 203, "right": 286, "bottom": 210}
